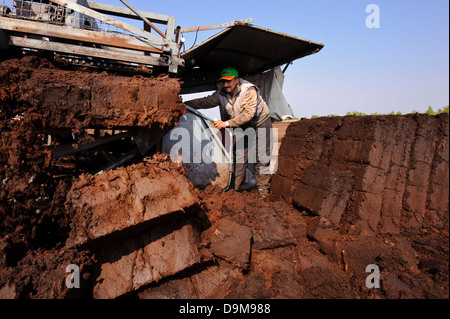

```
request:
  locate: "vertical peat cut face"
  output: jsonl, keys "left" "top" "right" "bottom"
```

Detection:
{"left": 0, "top": 54, "right": 184, "bottom": 130}
{"left": 272, "top": 114, "right": 449, "bottom": 236}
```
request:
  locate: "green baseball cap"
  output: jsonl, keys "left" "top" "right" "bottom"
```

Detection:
{"left": 219, "top": 67, "right": 239, "bottom": 81}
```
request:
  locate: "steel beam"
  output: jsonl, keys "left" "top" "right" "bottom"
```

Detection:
{"left": 50, "top": 132, "right": 131, "bottom": 159}
{"left": 179, "top": 19, "right": 253, "bottom": 33}
{"left": 50, "top": 0, "right": 165, "bottom": 44}
{"left": 0, "top": 17, "right": 164, "bottom": 53}
{"left": 119, "top": 0, "right": 166, "bottom": 39}
{"left": 8, "top": 35, "right": 164, "bottom": 65}
{"left": 87, "top": 1, "right": 173, "bottom": 25}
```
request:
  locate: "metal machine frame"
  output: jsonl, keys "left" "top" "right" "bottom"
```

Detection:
{"left": 0, "top": 0, "right": 184, "bottom": 73}
{"left": 0, "top": 0, "right": 324, "bottom": 187}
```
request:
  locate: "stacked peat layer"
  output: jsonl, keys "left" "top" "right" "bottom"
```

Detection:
{"left": 137, "top": 114, "right": 449, "bottom": 299}
{"left": 269, "top": 113, "right": 449, "bottom": 298}
{"left": 0, "top": 54, "right": 184, "bottom": 246}
{"left": 66, "top": 155, "right": 203, "bottom": 299}
{"left": 0, "top": 54, "right": 184, "bottom": 130}
{"left": 272, "top": 113, "right": 449, "bottom": 236}
{"left": 0, "top": 54, "right": 185, "bottom": 298}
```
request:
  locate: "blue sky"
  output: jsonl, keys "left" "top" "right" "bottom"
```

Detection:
{"left": 96, "top": 0, "right": 449, "bottom": 119}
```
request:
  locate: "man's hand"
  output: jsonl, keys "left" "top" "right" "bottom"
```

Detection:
{"left": 213, "top": 120, "right": 228, "bottom": 130}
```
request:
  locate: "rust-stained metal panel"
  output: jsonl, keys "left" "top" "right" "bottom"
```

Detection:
{"left": 0, "top": 17, "right": 164, "bottom": 53}
{"left": 180, "top": 24, "right": 324, "bottom": 94}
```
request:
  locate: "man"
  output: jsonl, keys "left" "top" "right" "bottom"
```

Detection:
{"left": 185, "top": 67, "right": 273, "bottom": 198}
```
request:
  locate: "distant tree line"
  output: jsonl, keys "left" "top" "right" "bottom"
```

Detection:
{"left": 344, "top": 105, "right": 449, "bottom": 117}
{"left": 305, "top": 105, "right": 449, "bottom": 119}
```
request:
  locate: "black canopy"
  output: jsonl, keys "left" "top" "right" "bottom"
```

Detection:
{"left": 179, "top": 24, "right": 324, "bottom": 94}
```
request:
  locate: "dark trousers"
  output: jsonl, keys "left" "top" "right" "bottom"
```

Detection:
{"left": 232, "top": 118, "right": 273, "bottom": 192}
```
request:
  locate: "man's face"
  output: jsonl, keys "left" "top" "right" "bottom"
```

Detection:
{"left": 221, "top": 77, "right": 239, "bottom": 94}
